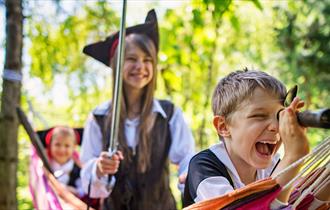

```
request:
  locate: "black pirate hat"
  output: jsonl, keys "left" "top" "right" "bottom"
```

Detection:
{"left": 83, "top": 9, "right": 159, "bottom": 67}
{"left": 36, "top": 127, "right": 84, "bottom": 147}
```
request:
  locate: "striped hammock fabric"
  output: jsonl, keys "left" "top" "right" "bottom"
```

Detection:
{"left": 29, "top": 146, "right": 93, "bottom": 210}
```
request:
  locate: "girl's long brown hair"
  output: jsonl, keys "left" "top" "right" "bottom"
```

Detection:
{"left": 106, "top": 33, "right": 157, "bottom": 173}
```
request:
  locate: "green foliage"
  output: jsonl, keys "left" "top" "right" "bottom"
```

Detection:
{"left": 272, "top": 0, "right": 330, "bottom": 144}
{"left": 18, "top": 2, "right": 119, "bottom": 208}
{"left": 16, "top": 0, "right": 329, "bottom": 209}
{"left": 17, "top": 130, "right": 34, "bottom": 210}
{"left": 159, "top": 0, "right": 270, "bottom": 148}
{"left": 274, "top": 0, "right": 330, "bottom": 109}
{"left": 27, "top": 2, "right": 118, "bottom": 125}
{"left": 159, "top": 0, "right": 329, "bottom": 150}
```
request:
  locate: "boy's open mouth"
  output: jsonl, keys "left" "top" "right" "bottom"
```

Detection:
{"left": 255, "top": 141, "right": 277, "bottom": 156}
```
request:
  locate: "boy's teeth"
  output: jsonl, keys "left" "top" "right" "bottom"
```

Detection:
{"left": 260, "top": 141, "right": 277, "bottom": 144}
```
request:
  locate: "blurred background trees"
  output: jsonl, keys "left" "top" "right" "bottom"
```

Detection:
{"left": 0, "top": 0, "right": 329, "bottom": 208}
{"left": 0, "top": 0, "right": 22, "bottom": 209}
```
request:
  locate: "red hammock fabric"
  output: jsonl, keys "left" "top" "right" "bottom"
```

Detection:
{"left": 183, "top": 177, "right": 278, "bottom": 210}
{"left": 233, "top": 185, "right": 281, "bottom": 210}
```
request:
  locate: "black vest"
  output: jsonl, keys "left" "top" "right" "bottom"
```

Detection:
{"left": 68, "top": 163, "right": 81, "bottom": 188}
{"left": 93, "top": 100, "right": 177, "bottom": 210}
{"left": 183, "top": 149, "right": 234, "bottom": 207}
{"left": 183, "top": 149, "right": 281, "bottom": 208}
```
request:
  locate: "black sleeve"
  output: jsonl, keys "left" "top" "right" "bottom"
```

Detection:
{"left": 183, "top": 149, "right": 234, "bottom": 207}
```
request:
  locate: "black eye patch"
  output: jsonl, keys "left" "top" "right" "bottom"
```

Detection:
{"left": 284, "top": 85, "right": 298, "bottom": 107}
{"left": 277, "top": 85, "right": 298, "bottom": 120}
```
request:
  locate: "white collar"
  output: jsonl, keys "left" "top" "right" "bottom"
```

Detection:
{"left": 209, "top": 142, "right": 280, "bottom": 188}
{"left": 50, "top": 159, "right": 74, "bottom": 185}
{"left": 124, "top": 99, "right": 168, "bottom": 126}
{"left": 210, "top": 142, "right": 240, "bottom": 182}
{"left": 152, "top": 99, "right": 168, "bottom": 119}
{"left": 50, "top": 158, "right": 74, "bottom": 173}
{"left": 103, "top": 99, "right": 168, "bottom": 119}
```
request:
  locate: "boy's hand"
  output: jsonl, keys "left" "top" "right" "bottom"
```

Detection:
{"left": 275, "top": 97, "right": 310, "bottom": 202}
{"left": 279, "top": 97, "right": 309, "bottom": 160}
{"left": 96, "top": 151, "right": 124, "bottom": 178}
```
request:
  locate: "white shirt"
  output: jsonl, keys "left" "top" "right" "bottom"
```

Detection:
{"left": 80, "top": 99, "right": 195, "bottom": 198}
{"left": 195, "top": 142, "right": 281, "bottom": 202}
{"left": 194, "top": 142, "right": 288, "bottom": 209}
{"left": 51, "top": 159, "right": 75, "bottom": 185}
{"left": 50, "top": 159, "right": 85, "bottom": 197}
{"left": 194, "top": 143, "right": 328, "bottom": 209}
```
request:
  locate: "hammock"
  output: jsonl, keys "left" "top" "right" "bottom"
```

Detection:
{"left": 29, "top": 146, "right": 92, "bottom": 210}
{"left": 183, "top": 137, "right": 330, "bottom": 210}
{"left": 16, "top": 107, "right": 96, "bottom": 210}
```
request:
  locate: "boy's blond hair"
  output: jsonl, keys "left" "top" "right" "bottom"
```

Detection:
{"left": 212, "top": 68, "right": 287, "bottom": 120}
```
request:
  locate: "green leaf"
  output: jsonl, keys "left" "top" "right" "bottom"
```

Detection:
{"left": 250, "top": 0, "right": 263, "bottom": 10}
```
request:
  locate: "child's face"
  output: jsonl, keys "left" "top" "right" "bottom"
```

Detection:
{"left": 223, "top": 88, "right": 284, "bottom": 170}
{"left": 50, "top": 135, "right": 75, "bottom": 165}
{"left": 122, "top": 41, "right": 153, "bottom": 92}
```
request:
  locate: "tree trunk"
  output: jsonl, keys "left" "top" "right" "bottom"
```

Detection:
{"left": 0, "top": 0, "right": 23, "bottom": 209}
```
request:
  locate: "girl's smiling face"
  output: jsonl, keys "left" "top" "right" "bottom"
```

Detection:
{"left": 50, "top": 135, "right": 75, "bottom": 165}
{"left": 122, "top": 41, "right": 154, "bottom": 92}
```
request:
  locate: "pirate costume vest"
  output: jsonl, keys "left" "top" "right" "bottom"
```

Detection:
{"left": 183, "top": 147, "right": 281, "bottom": 207}
{"left": 183, "top": 149, "right": 234, "bottom": 207}
{"left": 67, "top": 163, "right": 80, "bottom": 188}
{"left": 93, "top": 100, "right": 177, "bottom": 210}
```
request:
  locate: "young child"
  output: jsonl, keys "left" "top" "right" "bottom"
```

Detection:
{"left": 45, "top": 126, "right": 84, "bottom": 197}
{"left": 80, "top": 9, "right": 195, "bottom": 210}
{"left": 183, "top": 69, "right": 328, "bottom": 208}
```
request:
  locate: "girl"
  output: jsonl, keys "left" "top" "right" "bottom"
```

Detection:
{"left": 45, "top": 126, "right": 84, "bottom": 197}
{"left": 80, "top": 9, "right": 195, "bottom": 210}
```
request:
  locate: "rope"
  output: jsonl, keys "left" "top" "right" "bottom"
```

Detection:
{"left": 272, "top": 136, "right": 330, "bottom": 181}
{"left": 2, "top": 68, "right": 22, "bottom": 82}
{"left": 313, "top": 169, "right": 330, "bottom": 195}
{"left": 292, "top": 162, "right": 330, "bottom": 209}
{"left": 282, "top": 143, "right": 330, "bottom": 190}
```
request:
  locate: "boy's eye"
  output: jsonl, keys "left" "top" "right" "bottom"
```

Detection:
{"left": 249, "top": 114, "right": 267, "bottom": 119}
{"left": 126, "top": 57, "right": 136, "bottom": 61}
{"left": 144, "top": 58, "right": 152, "bottom": 63}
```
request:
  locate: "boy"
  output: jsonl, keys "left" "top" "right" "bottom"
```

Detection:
{"left": 183, "top": 69, "right": 311, "bottom": 208}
